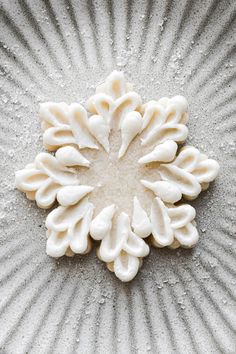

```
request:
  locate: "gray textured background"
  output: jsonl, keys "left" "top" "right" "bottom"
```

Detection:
{"left": 0, "top": 0, "right": 236, "bottom": 353}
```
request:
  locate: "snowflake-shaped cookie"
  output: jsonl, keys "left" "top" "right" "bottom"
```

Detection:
{"left": 15, "top": 71, "right": 219, "bottom": 282}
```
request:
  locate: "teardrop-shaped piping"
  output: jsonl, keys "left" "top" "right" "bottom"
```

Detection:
{"left": 141, "top": 102, "right": 166, "bottom": 132}
{"left": 174, "top": 222, "right": 199, "bottom": 247}
{"left": 88, "top": 114, "right": 110, "bottom": 153}
{"left": 15, "top": 168, "right": 48, "bottom": 192}
{"left": 35, "top": 178, "right": 60, "bottom": 209}
{"left": 111, "top": 92, "right": 142, "bottom": 129}
{"left": 69, "top": 203, "right": 94, "bottom": 254}
{"left": 55, "top": 146, "right": 90, "bottom": 167}
{"left": 165, "top": 96, "right": 188, "bottom": 124}
{"left": 123, "top": 228, "right": 149, "bottom": 258}
{"left": 118, "top": 111, "right": 142, "bottom": 158}
{"left": 68, "top": 103, "right": 98, "bottom": 149}
{"left": 35, "top": 153, "right": 78, "bottom": 186}
{"left": 132, "top": 197, "right": 151, "bottom": 238}
{"left": 39, "top": 102, "right": 69, "bottom": 127}
{"left": 99, "top": 212, "right": 129, "bottom": 263}
{"left": 172, "top": 146, "right": 200, "bottom": 172}
{"left": 141, "top": 123, "right": 188, "bottom": 147}
{"left": 45, "top": 198, "right": 90, "bottom": 233}
{"left": 167, "top": 204, "right": 196, "bottom": 229}
{"left": 159, "top": 164, "right": 201, "bottom": 199}
{"left": 113, "top": 252, "right": 140, "bottom": 282}
{"left": 141, "top": 179, "right": 182, "bottom": 203}
{"left": 107, "top": 70, "right": 126, "bottom": 99}
{"left": 86, "top": 93, "right": 114, "bottom": 123}
{"left": 46, "top": 230, "right": 70, "bottom": 258}
{"left": 151, "top": 197, "right": 174, "bottom": 246}
{"left": 138, "top": 140, "right": 177, "bottom": 164}
{"left": 43, "top": 126, "right": 76, "bottom": 151}
{"left": 90, "top": 204, "right": 116, "bottom": 240}
{"left": 192, "top": 159, "right": 220, "bottom": 183}
{"left": 57, "top": 185, "right": 94, "bottom": 207}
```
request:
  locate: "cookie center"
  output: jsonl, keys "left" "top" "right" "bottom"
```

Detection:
{"left": 79, "top": 131, "right": 160, "bottom": 217}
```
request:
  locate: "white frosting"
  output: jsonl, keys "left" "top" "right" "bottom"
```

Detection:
{"left": 96, "top": 71, "right": 130, "bottom": 98}
{"left": 40, "top": 102, "right": 98, "bottom": 151}
{"left": 93, "top": 208, "right": 149, "bottom": 282}
{"left": 55, "top": 146, "right": 90, "bottom": 167}
{"left": 90, "top": 204, "right": 116, "bottom": 241}
{"left": 46, "top": 198, "right": 94, "bottom": 257}
{"left": 88, "top": 113, "right": 110, "bottom": 153}
{"left": 138, "top": 140, "right": 177, "bottom": 164}
{"left": 132, "top": 197, "right": 152, "bottom": 238}
{"left": 15, "top": 148, "right": 81, "bottom": 209}
{"left": 140, "top": 96, "right": 188, "bottom": 147}
{"left": 15, "top": 70, "right": 220, "bottom": 282}
{"left": 57, "top": 185, "right": 94, "bottom": 207}
{"left": 151, "top": 197, "right": 198, "bottom": 248}
{"left": 158, "top": 146, "right": 220, "bottom": 199}
{"left": 118, "top": 111, "right": 142, "bottom": 158}
{"left": 15, "top": 146, "right": 94, "bottom": 209}
{"left": 141, "top": 180, "right": 182, "bottom": 204}
{"left": 86, "top": 70, "right": 142, "bottom": 157}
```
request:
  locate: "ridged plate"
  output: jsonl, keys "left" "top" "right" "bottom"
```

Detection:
{"left": 0, "top": 0, "right": 236, "bottom": 353}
